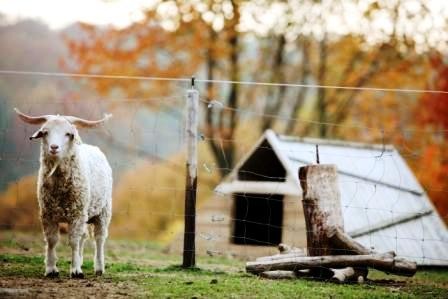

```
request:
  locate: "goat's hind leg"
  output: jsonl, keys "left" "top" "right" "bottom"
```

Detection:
{"left": 43, "top": 221, "right": 59, "bottom": 278}
{"left": 93, "top": 211, "right": 110, "bottom": 276}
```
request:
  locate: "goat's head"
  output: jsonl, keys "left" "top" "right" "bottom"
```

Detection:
{"left": 15, "top": 108, "right": 112, "bottom": 160}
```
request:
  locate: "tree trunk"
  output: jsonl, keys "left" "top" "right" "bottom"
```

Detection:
{"left": 261, "top": 34, "right": 286, "bottom": 131}
{"left": 285, "top": 38, "right": 310, "bottom": 134}
{"left": 317, "top": 36, "right": 328, "bottom": 138}
{"left": 204, "top": 28, "right": 224, "bottom": 176}
{"left": 202, "top": 2, "right": 241, "bottom": 177}
{"left": 215, "top": 0, "right": 240, "bottom": 175}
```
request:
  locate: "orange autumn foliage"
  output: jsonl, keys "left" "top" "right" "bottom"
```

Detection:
{"left": 415, "top": 145, "right": 448, "bottom": 220}
{"left": 415, "top": 53, "right": 448, "bottom": 222}
{"left": 419, "top": 54, "right": 448, "bottom": 135}
{"left": 63, "top": 9, "right": 230, "bottom": 101}
{"left": 0, "top": 175, "right": 40, "bottom": 231}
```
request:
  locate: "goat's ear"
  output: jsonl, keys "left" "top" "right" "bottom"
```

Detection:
{"left": 29, "top": 130, "right": 45, "bottom": 140}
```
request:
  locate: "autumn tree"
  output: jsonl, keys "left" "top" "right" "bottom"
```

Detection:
{"left": 65, "top": 0, "right": 448, "bottom": 178}
{"left": 257, "top": 0, "right": 448, "bottom": 139}
{"left": 65, "top": 0, "right": 244, "bottom": 177}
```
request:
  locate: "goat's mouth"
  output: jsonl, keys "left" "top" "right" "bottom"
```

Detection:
{"left": 49, "top": 150, "right": 59, "bottom": 155}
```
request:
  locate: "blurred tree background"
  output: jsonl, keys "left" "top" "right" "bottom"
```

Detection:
{"left": 0, "top": 0, "right": 447, "bottom": 239}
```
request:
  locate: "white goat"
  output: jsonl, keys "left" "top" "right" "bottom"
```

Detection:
{"left": 15, "top": 109, "right": 113, "bottom": 278}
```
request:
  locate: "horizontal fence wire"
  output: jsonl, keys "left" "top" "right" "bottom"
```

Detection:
{"left": 2, "top": 69, "right": 448, "bottom": 94}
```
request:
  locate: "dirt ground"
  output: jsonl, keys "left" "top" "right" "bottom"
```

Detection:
{"left": 0, "top": 277, "right": 134, "bottom": 298}
{"left": 0, "top": 232, "right": 144, "bottom": 298}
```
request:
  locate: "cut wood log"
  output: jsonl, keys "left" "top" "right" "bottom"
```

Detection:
{"left": 259, "top": 269, "right": 312, "bottom": 279}
{"left": 258, "top": 267, "right": 367, "bottom": 283}
{"left": 331, "top": 267, "right": 355, "bottom": 282}
{"left": 246, "top": 252, "right": 416, "bottom": 277}
{"left": 256, "top": 252, "right": 306, "bottom": 262}
{"left": 330, "top": 267, "right": 368, "bottom": 283}
{"left": 256, "top": 244, "right": 306, "bottom": 262}
{"left": 259, "top": 271, "right": 298, "bottom": 279}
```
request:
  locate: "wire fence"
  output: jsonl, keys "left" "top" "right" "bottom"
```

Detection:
{"left": 0, "top": 70, "right": 447, "bottom": 270}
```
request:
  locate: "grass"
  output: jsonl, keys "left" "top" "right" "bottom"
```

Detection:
{"left": 1, "top": 231, "right": 447, "bottom": 298}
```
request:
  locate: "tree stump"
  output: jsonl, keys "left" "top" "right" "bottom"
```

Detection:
{"left": 299, "top": 164, "right": 372, "bottom": 280}
{"left": 245, "top": 164, "right": 416, "bottom": 281}
{"left": 299, "top": 164, "right": 344, "bottom": 256}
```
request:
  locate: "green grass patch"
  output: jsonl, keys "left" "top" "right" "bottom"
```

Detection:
{"left": 1, "top": 232, "right": 448, "bottom": 298}
{"left": 2, "top": 252, "right": 447, "bottom": 298}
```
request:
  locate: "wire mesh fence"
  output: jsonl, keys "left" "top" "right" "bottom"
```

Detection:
{"left": 0, "top": 70, "right": 447, "bottom": 271}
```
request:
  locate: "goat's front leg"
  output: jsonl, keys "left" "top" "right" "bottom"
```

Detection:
{"left": 69, "top": 219, "right": 87, "bottom": 278}
{"left": 42, "top": 220, "right": 59, "bottom": 277}
{"left": 78, "top": 229, "right": 88, "bottom": 267}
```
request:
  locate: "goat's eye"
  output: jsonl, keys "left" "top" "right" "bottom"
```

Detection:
{"left": 66, "top": 133, "right": 74, "bottom": 139}
{"left": 42, "top": 131, "right": 48, "bottom": 136}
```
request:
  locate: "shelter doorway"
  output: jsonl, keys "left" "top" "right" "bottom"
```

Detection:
{"left": 232, "top": 193, "right": 284, "bottom": 246}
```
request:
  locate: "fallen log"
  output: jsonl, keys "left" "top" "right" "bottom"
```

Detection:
{"left": 259, "top": 271, "right": 298, "bottom": 279}
{"left": 246, "top": 252, "right": 416, "bottom": 277}
{"left": 256, "top": 244, "right": 306, "bottom": 262}
{"left": 330, "top": 267, "right": 369, "bottom": 283}
{"left": 331, "top": 267, "right": 355, "bottom": 282}
{"left": 259, "top": 267, "right": 366, "bottom": 283}
{"left": 256, "top": 252, "right": 305, "bottom": 262}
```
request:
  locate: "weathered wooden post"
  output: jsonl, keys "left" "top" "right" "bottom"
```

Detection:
{"left": 182, "top": 78, "right": 199, "bottom": 268}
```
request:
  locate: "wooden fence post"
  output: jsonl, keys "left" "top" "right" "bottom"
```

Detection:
{"left": 182, "top": 79, "right": 199, "bottom": 268}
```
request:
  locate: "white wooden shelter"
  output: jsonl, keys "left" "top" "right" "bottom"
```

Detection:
{"left": 171, "top": 130, "right": 448, "bottom": 266}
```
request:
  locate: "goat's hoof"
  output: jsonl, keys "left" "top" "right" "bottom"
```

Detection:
{"left": 95, "top": 270, "right": 103, "bottom": 276}
{"left": 45, "top": 271, "right": 59, "bottom": 278}
{"left": 70, "top": 271, "right": 84, "bottom": 279}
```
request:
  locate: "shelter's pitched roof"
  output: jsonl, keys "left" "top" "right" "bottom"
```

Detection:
{"left": 216, "top": 130, "right": 448, "bottom": 266}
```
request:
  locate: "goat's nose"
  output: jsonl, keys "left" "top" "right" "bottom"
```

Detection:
{"left": 50, "top": 144, "right": 59, "bottom": 150}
